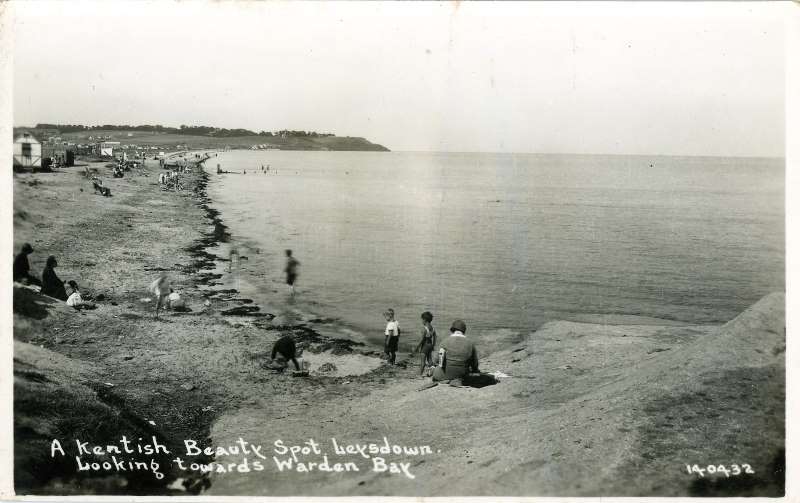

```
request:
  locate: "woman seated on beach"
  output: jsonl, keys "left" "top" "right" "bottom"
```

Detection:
{"left": 13, "top": 243, "right": 42, "bottom": 286}
{"left": 66, "top": 281, "right": 96, "bottom": 310}
{"left": 41, "top": 255, "right": 68, "bottom": 301}
{"left": 432, "top": 320, "right": 479, "bottom": 383}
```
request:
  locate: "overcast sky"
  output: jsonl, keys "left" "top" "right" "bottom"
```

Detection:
{"left": 12, "top": 1, "right": 786, "bottom": 156}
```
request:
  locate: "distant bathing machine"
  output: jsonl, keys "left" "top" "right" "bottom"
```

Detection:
{"left": 13, "top": 133, "right": 42, "bottom": 171}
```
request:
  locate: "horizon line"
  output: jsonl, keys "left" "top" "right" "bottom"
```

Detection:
{"left": 387, "top": 150, "right": 786, "bottom": 160}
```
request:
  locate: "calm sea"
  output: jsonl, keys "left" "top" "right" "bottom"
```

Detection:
{"left": 204, "top": 151, "right": 784, "bottom": 351}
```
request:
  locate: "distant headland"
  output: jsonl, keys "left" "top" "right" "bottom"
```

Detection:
{"left": 13, "top": 124, "right": 390, "bottom": 152}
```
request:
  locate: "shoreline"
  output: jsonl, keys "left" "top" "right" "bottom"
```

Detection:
{"left": 11, "top": 156, "right": 785, "bottom": 496}
{"left": 192, "top": 163, "right": 390, "bottom": 370}
{"left": 12, "top": 155, "right": 395, "bottom": 494}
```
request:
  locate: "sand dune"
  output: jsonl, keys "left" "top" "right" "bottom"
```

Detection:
{"left": 207, "top": 293, "right": 784, "bottom": 496}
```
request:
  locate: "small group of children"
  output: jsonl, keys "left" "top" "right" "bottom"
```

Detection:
{"left": 383, "top": 308, "right": 438, "bottom": 374}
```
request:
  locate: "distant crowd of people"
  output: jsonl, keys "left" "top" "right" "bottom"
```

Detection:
{"left": 13, "top": 243, "right": 96, "bottom": 310}
{"left": 216, "top": 163, "right": 277, "bottom": 176}
{"left": 158, "top": 170, "right": 183, "bottom": 191}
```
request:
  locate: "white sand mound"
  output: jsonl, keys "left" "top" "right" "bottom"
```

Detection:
{"left": 690, "top": 291, "right": 784, "bottom": 366}
{"left": 206, "top": 293, "right": 785, "bottom": 497}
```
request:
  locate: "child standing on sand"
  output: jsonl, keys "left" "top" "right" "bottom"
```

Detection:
{"left": 383, "top": 308, "right": 399, "bottom": 365}
{"left": 148, "top": 274, "right": 171, "bottom": 319}
{"left": 415, "top": 311, "right": 437, "bottom": 375}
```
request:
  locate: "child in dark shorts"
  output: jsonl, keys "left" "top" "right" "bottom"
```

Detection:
{"left": 383, "top": 308, "right": 399, "bottom": 365}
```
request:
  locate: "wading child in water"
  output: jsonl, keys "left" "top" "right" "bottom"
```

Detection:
{"left": 383, "top": 308, "right": 399, "bottom": 365}
{"left": 415, "top": 311, "right": 437, "bottom": 376}
{"left": 284, "top": 249, "right": 300, "bottom": 295}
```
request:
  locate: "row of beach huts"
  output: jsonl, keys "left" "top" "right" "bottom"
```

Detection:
{"left": 13, "top": 132, "right": 169, "bottom": 172}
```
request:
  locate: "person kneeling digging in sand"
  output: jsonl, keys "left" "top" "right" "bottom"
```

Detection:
{"left": 269, "top": 335, "right": 302, "bottom": 373}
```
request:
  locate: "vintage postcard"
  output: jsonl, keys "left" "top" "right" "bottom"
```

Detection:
{"left": 1, "top": 1, "right": 796, "bottom": 500}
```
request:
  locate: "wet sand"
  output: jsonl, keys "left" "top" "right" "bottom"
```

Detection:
{"left": 12, "top": 158, "right": 785, "bottom": 496}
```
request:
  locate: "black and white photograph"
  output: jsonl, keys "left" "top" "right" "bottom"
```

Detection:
{"left": 2, "top": 1, "right": 796, "bottom": 498}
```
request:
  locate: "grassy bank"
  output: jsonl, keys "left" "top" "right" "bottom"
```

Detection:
{"left": 17, "top": 128, "right": 390, "bottom": 152}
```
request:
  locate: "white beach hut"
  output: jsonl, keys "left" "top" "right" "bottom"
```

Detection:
{"left": 13, "top": 133, "right": 42, "bottom": 170}
{"left": 97, "top": 141, "right": 120, "bottom": 157}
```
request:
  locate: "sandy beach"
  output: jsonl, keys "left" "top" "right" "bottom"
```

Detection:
{"left": 12, "top": 158, "right": 785, "bottom": 496}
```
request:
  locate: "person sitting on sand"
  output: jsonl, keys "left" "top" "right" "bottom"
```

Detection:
{"left": 41, "top": 255, "right": 68, "bottom": 301}
{"left": 284, "top": 249, "right": 300, "bottom": 294}
{"left": 270, "top": 335, "right": 301, "bottom": 372}
{"left": 66, "top": 281, "right": 96, "bottom": 310}
{"left": 432, "top": 320, "right": 479, "bottom": 382}
{"left": 148, "top": 274, "right": 171, "bottom": 318}
{"left": 383, "top": 308, "right": 400, "bottom": 365}
{"left": 13, "top": 243, "right": 42, "bottom": 286}
{"left": 415, "top": 311, "right": 437, "bottom": 375}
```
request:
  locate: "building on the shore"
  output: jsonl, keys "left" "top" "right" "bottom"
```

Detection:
{"left": 13, "top": 133, "right": 42, "bottom": 170}
{"left": 75, "top": 144, "right": 94, "bottom": 155}
{"left": 97, "top": 141, "right": 120, "bottom": 157}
